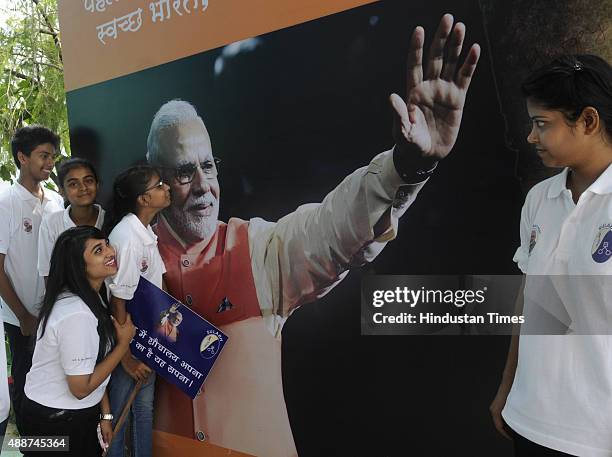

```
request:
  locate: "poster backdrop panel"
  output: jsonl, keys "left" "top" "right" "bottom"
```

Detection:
{"left": 60, "top": 0, "right": 523, "bottom": 456}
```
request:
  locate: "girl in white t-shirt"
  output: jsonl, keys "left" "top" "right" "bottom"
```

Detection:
{"left": 104, "top": 165, "right": 170, "bottom": 457}
{"left": 23, "top": 226, "right": 135, "bottom": 456}
{"left": 38, "top": 158, "right": 105, "bottom": 280}
{"left": 490, "top": 55, "right": 612, "bottom": 456}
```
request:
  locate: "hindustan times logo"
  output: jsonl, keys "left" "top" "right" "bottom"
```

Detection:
{"left": 371, "top": 286, "right": 487, "bottom": 308}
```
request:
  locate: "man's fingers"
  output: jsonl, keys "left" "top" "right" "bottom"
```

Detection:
{"left": 407, "top": 104, "right": 418, "bottom": 125}
{"left": 406, "top": 26, "right": 424, "bottom": 91}
{"left": 425, "top": 13, "right": 453, "bottom": 80}
{"left": 456, "top": 43, "right": 481, "bottom": 90}
{"left": 441, "top": 22, "right": 465, "bottom": 81}
{"left": 389, "top": 94, "right": 414, "bottom": 141}
{"left": 389, "top": 93, "right": 409, "bottom": 124}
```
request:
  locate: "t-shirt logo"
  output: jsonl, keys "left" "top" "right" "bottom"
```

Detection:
{"left": 140, "top": 258, "right": 149, "bottom": 273}
{"left": 592, "top": 225, "right": 612, "bottom": 263}
{"left": 22, "top": 218, "right": 32, "bottom": 233}
{"left": 529, "top": 224, "right": 541, "bottom": 255}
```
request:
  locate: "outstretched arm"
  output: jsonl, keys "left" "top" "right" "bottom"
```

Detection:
{"left": 251, "top": 15, "right": 481, "bottom": 335}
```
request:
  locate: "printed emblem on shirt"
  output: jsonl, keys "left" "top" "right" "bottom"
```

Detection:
{"left": 23, "top": 217, "right": 32, "bottom": 233}
{"left": 529, "top": 224, "right": 541, "bottom": 255}
{"left": 591, "top": 224, "right": 612, "bottom": 263}
{"left": 216, "top": 297, "right": 233, "bottom": 313}
{"left": 140, "top": 258, "right": 149, "bottom": 273}
{"left": 200, "top": 330, "right": 223, "bottom": 359}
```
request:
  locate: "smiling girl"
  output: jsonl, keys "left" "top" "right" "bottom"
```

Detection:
{"left": 38, "top": 158, "right": 105, "bottom": 281}
{"left": 22, "top": 226, "right": 135, "bottom": 456}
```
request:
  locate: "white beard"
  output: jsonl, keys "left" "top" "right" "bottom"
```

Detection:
{"left": 164, "top": 194, "right": 219, "bottom": 244}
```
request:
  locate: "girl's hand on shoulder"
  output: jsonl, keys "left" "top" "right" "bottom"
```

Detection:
{"left": 112, "top": 313, "right": 136, "bottom": 347}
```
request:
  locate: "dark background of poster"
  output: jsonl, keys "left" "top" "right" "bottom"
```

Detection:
{"left": 66, "top": 0, "right": 522, "bottom": 455}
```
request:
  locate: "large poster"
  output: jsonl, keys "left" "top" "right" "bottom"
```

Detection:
{"left": 58, "top": 0, "right": 611, "bottom": 455}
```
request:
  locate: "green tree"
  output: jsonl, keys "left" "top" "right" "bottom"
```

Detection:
{"left": 0, "top": 0, "right": 67, "bottom": 182}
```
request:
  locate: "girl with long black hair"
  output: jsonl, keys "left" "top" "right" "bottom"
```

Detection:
{"left": 22, "top": 226, "right": 135, "bottom": 456}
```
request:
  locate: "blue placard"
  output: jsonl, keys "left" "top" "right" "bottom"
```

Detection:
{"left": 126, "top": 277, "right": 228, "bottom": 399}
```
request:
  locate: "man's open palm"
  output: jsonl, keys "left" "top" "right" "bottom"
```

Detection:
{"left": 391, "top": 14, "right": 481, "bottom": 160}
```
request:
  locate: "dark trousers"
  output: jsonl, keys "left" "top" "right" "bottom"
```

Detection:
{"left": 0, "top": 417, "right": 7, "bottom": 447}
{"left": 513, "top": 429, "right": 576, "bottom": 457}
{"left": 4, "top": 323, "right": 34, "bottom": 435}
{"left": 21, "top": 396, "right": 101, "bottom": 457}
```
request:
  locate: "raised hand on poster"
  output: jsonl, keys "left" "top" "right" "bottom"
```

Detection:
{"left": 390, "top": 13, "right": 481, "bottom": 161}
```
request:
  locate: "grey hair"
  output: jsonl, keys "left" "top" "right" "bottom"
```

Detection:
{"left": 146, "top": 99, "right": 203, "bottom": 165}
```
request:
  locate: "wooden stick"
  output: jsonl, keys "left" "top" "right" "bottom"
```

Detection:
{"left": 102, "top": 379, "right": 144, "bottom": 457}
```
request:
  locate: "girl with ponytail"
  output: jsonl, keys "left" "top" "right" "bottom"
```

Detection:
{"left": 105, "top": 165, "right": 170, "bottom": 457}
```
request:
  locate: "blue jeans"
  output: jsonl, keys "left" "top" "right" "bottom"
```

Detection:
{"left": 107, "top": 363, "right": 155, "bottom": 457}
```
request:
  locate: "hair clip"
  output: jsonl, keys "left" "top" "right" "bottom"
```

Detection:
{"left": 573, "top": 61, "right": 583, "bottom": 71}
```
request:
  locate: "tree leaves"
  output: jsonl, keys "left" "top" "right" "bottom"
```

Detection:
{"left": 0, "top": 0, "right": 69, "bottom": 183}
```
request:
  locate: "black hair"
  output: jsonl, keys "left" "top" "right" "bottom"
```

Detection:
{"left": 57, "top": 157, "right": 99, "bottom": 189}
{"left": 11, "top": 125, "right": 60, "bottom": 169}
{"left": 522, "top": 54, "right": 612, "bottom": 140}
{"left": 103, "top": 164, "right": 159, "bottom": 234}
{"left": 38, "top": 226, "right": 115, "bottom": 363}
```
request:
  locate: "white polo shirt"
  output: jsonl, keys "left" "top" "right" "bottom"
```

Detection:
{"left": 503, "top": 165, "right": 612, "bottom": 457}
{"left": 37, "top": 204, "right": 105, "bottom": 277}
{"left": 0, "top": 182, "right": 63, "bottom": 326}
{"left": 25, "top": 293, "right": 109, "bottom": 409}
{"left": 107, "top": 213, "right": 165, "bottom": 300}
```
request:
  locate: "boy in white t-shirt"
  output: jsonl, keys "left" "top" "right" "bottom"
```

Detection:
{"left": 0, "top": 125, "right": 64, "bottom": 434}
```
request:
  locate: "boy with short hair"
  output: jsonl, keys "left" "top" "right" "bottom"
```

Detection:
{"left": 0, "top": 125, "right": 64, "bottom": 433}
